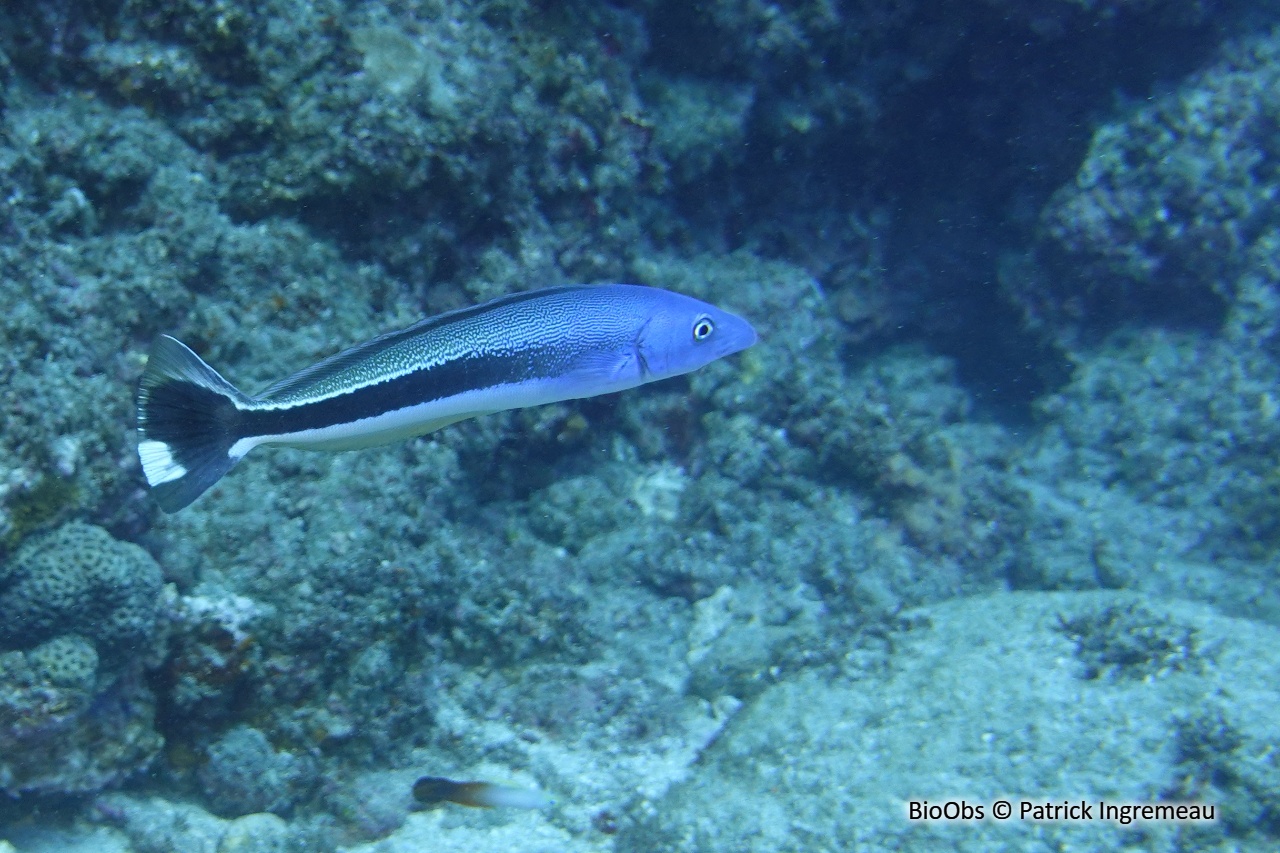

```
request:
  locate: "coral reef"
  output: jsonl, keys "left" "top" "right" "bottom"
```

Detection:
{"left": 0, "top": 523, "right": 167, "bottom": 797}
{"left": 0, "top": 522, "right": 166, "bottom": 660}
{"left": 1020, "top": 26, "right": 1280, "bottom": 340}
{"left": 0, "top": 638, "right": 161, "bottom": 797}
{"left": 198, "top": 725, "right": 311, "bottom": 818}
{"left": 0, "top": 0, "right": 1278, "bottom": 850}
{"left": 92, "top": 793, "right": 290, "bottom": 853}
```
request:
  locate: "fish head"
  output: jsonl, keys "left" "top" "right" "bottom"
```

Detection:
{"left": 634, "top": 292, "right": 758, "bottom": 381}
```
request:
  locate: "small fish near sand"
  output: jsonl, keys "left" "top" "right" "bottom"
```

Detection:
{"left": 136, "top": 284, "right": 757, "bottom": 512}
{"left": 412, "top": 775, "right": 552, "bottom": 810}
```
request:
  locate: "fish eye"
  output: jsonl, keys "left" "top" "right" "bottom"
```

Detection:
{"left": 692, "top": 315, "right": 715, "bottom": 342}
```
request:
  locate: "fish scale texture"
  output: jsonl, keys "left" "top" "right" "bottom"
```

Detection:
{"left": 0, "top": 522, "right": 165, "bottom": 659}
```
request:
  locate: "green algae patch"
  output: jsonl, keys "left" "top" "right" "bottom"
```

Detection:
{"left": 2, "top": 475, "right": 79, "bottom": 552}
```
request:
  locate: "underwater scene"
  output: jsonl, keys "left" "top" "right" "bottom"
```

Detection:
{"left": 2, "top": 0, "right": 1280, "bottom": 850}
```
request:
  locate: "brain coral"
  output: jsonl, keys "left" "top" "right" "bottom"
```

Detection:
{"left": 0, "top": 525, "right": 168, "bottom": 796}
{"left": 26, "top": 633, "right": 99, "bottom": 691}
{"left": 0, "top": 522, "right": 165, "bottom": 660}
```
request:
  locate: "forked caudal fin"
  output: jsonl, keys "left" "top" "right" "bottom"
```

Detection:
{"left": 136, "top": 335, "right": 251, "bottom": 513}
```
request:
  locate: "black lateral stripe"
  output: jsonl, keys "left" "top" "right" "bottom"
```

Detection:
{"left": 257, "top": 286, "right": 591, "bottom": 403}
{"left": 240, "top": 345, "right": 563, "bottom": 437}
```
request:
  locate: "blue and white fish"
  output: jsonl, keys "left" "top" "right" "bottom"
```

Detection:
{"left": 136, "top": 284, "right": 757, "bottom": 512}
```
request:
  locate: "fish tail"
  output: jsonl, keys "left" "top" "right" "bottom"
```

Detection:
{"left": 136, "top": 335, "right": 252, "bottom": 513}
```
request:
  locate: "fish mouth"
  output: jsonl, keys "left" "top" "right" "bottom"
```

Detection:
{"left": 723, "top": 317, "right": 759, "bottom": 356}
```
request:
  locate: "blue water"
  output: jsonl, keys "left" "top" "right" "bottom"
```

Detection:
{"left": 0, "top": 1, "right": 1278, "bottom": 850}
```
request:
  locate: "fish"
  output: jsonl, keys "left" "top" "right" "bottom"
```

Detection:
{"left": 412, "top": 775, "right": 552, "bottom": 810}
{"left": 136, "top": 283, "right": 757, "bottom": 512}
